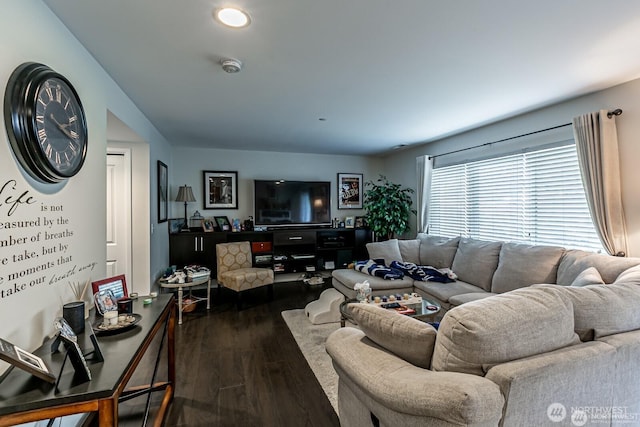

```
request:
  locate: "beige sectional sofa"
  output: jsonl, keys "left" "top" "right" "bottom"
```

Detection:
{"left": 331, "top": 234, "right": 640, "bottom": 311}
{"left": 327, "top": 270, "right": 640, "bottom": 426}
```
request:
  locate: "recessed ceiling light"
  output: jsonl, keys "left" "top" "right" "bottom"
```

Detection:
{"left": 215, "top": 7, "right": 251, "bottom": 28}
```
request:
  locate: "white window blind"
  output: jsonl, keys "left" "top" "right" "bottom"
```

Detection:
{"left": 428, "top": 144, "right": 603, "bottom": 252}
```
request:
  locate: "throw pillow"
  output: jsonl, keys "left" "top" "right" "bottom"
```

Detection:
{"left": 570, "top": 267, "right": 605, "bottom": 287}
{"left": 349, "top": 303, "right": 437, "bottom": 369}
{"left": 417, "top": 234, "right": 460, "bottom": 268}
{"left": 366, "top": 239, "right": 403, "bottom": 266}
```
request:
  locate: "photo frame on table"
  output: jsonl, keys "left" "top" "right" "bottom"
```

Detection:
{"left": 203, "top": 171, "right": 238, "bottom": 209}
{"left": 169, "top": 218, "right": 186, "bottom": 234}
{"left": 202, "top": 219, "right": 215, "bottom": 232}
{"left": 91, "top": 274, "right": 128, "bottom": 300}
{"left": 338, "top": 173, "right": 363, "bottom": 209}
{"left": 58, "top": 334, "right": 92, "bottom": 382}
{"left": 345, "top": 216, "right": 355, "bottom": 228}
{"left": 355, "top": 216, "right": 366, "bottom": 228}
{"left": 215, "top": 216, "right": 231, "bottom": 232}
{"left": 0, "top": 337, "right": 56, "bottom": 383}
{"left": 93, "top": 290, "right": 119, "bottom": 315}
{"left": 157, "top": 161, "right": 168, "bottom": 223}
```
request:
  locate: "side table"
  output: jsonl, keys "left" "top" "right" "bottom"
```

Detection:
{"left": 159, "top": 275, "right": 211, "bottom": 324}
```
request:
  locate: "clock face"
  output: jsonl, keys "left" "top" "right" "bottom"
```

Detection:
{"left": 34, "top": 77, "right": 86, "bottom": 177}
{"left": 4, "top": 62, "right": 88, "bottom": 183}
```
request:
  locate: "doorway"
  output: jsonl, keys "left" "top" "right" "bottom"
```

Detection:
{"left": 106, "top": 151, "right": 132, "bottom": 281}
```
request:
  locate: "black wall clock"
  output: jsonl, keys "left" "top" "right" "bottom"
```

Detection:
{"left": 4, "top": 62, "right": 88, "bottom": 183}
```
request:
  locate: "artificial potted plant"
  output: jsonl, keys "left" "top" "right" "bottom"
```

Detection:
{"left": 363, "top": 175, "right": 416, "bottom": 241}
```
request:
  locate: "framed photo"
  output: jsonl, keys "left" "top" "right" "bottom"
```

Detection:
{"left": 157, "top": 161, "right": 168, "bottom": 223}
{"left": 169, "top": 218, "right": 186, "bottom": 234}
{"left": 58, "top": 335, "right": 92, "bottom": 382}
{"left": 91, "top": 274, "right": 128, "bottom": 300}
{"left": 0, "top": 337, "right": 56, "bottom": 383}
{"left": 203, "top": 171, "right": 238, "bottom": 209}
{"left": 338, "top": 173, "right": 363, "bottom": 209}
{"left": 345, "top": 216, "right": 355, "bottom": 228}
{"left": 355, "top": 216, "right": 366, "bottom": 228}
{"left": 215, "top": 216, "right": 231, "bottom": 231}
{"left": 93, "top": 290, "right": 118, "bottom": 315}
{"left": 202, "top": 219, "right": 215, "bottom": 232}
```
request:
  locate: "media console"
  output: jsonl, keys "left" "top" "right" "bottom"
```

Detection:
{"left": 169, "top": 227, "right": 372, "bottom": 277}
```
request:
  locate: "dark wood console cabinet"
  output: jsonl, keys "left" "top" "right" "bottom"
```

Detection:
{"left": 169, "top": 228, "right": 372, "bottom": 277}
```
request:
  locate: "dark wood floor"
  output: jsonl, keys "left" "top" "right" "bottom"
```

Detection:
{"left": 116, "top": 280, "right": 340, "bottom": 427}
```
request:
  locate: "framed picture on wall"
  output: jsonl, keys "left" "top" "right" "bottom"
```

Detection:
{"left": 337, "top": 173, "right": 363, "bottom": 209}
{"left": 203, "top": 171, "right": 238, "bottom": 209}
{"left": 157, "top": 161, "right": 168, "bottom": 223}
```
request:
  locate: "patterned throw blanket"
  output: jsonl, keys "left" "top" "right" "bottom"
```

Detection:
{"left": 390, "top": 261, "right": 457, "bottom": 283}
{"left": 355, "top": 259, "right": 404, "bottom": 280}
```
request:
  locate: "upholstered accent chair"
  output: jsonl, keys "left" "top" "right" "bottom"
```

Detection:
{"left": 216, "top": 241, "right": 274, "bottom": 309}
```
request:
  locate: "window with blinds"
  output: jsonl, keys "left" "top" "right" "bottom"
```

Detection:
{"left": 428, "top": 144, "right": 603, "bottom": 252}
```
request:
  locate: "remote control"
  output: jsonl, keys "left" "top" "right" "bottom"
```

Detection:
{"left": 381, "top": 302, "right": 401, "bottom": 309}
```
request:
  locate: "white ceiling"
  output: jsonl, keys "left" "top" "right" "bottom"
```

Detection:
{"left": 43, "top": 0, "right": 640, "bottom": 156}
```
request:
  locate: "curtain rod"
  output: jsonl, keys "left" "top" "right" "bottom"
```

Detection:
{"left": 428, "top": 108, "right": 623, "bottom": 160}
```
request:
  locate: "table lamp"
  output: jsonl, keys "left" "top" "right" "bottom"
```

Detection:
{"left": 175, "top": 185, "right": 196, "bottom": 231}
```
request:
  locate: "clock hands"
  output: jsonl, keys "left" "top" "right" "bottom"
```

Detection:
{"left": 49, "top": 113, "right": 76, "bottom": 141}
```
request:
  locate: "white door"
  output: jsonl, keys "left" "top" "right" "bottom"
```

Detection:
{"left": 106, "top": 152, "right": 132, "bottom": 283}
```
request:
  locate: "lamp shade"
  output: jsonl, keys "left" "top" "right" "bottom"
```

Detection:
{"left": 175, "top": 185, "right": 196, "bottom": 203}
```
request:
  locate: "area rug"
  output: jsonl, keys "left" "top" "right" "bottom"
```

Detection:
{"left": 281, "top": 309, "right": 341, "bottom": 414}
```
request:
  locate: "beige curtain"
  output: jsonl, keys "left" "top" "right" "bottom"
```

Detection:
{"left": 572, "top": 110, "right": 628, "bottom": 256}
{"left": 416, "top": 155, "right": 433, "bottom": 233}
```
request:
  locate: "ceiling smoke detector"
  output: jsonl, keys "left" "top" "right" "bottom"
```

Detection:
{"left": 221, "top": 58, "right": 242, "bottom": 73}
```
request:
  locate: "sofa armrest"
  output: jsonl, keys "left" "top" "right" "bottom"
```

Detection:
{"left": 326, "top": 327, "right": 504, "bottom": 425}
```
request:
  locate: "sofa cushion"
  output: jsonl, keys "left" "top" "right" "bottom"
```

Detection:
{"left": 556, "top": 249, "right": 640, "bottom": 286}
{"left": 414, "top": 280, "right": 485, "bottom": 304}
{"left": 613, "top": 264, "right": 640, "bottom": 286}
{"left": 448, "top": 292, "right": 497, "bottom": 306}
{"left": 366, "top": 239, "right": 403, "bottom": 266}
{"left": 491, "top": 242, "right": 565, "bottom": 294}
{"left": 431, "top": 286, "right": 580, "bottom": 376}
{"left": 417, "top": 234, "right": 460, "bottom": 269}
{"left": 451, "top": 238, "right": 502, "bottom": 291}
{"left": 398, "top": 239, "right": 420, "bottom": 265}
{"left": 332, "top": 269, "right": 414, "bottom": 292}
{"left": 349, "top": 303, "right": 437, "bottom": 369}
{"left": 571, "top": 267, "right": 605, "bottom": 287}
{"left": 544, "top": 283, "right": 640, "bottom": 339}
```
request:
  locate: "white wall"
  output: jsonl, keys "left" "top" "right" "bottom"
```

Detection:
{"left": 0, "top": 0, "right": 170, "bottom": 364}
{"left": 383, "top": 77, "right": 640, "bottom": 255}
{"left": 171, "top": 147, "right": 383, "bottom": 224}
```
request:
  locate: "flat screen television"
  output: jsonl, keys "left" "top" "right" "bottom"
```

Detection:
{"left": 254, "top": 180, "right": 331, "bottom": 228}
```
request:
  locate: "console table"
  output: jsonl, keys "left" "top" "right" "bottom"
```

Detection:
{"left": 0, "top": 294, "right": 176, "bottom": 427}
{"left": 169, "top": 227, "right": 372, "bottom": 276}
